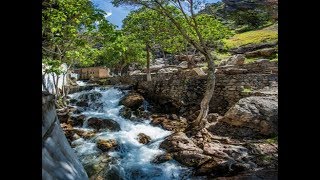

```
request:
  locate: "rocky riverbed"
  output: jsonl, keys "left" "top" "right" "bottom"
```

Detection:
{"left": 57, "top": 84, "right": 278, "bottom": 179}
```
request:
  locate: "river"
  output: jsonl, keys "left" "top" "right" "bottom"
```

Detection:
{"left": 68, "top": 87, "right": 193, "bottom": 179}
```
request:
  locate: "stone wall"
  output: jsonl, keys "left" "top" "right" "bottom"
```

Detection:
{"left": 107, "top": 61, "right": 278, "bottom": 115}
{"left": 42, "top": 92, "right": 88, "bottom": 180}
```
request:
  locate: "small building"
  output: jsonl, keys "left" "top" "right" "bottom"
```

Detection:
{"left": 74, "top": 67, "right": 111, "bottom": 80}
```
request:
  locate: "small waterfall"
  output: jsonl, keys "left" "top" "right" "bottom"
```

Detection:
{"left": 69, "top": 87, "right": 192, "bottom": 179}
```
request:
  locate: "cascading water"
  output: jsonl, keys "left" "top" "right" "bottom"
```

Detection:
{"left": 68, "top": 87, "right": 192, "bottom": 179}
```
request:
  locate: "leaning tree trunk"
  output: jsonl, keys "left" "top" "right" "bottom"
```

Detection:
{"left": 190, "top": 50, "right": 216, "bottom": 130}
{"left": 146, "top": 43, "right": 152, "bottom": 81}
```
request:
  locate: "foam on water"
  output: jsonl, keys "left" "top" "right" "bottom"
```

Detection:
{"left": 70, "top": 87, "right": 192, "bottom": 179}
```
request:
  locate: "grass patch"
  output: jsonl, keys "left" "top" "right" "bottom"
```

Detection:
{"left": 223, "top": 27, "right": 278, "bottom": 50}
{"left": 266, "top": 136, "right": 278, "bottom": 144}
{"left": 242, "top": 87, "right": 252, "bottom": 93}
{"left": 244, "top": 58, "right": 257, "bottom": 64}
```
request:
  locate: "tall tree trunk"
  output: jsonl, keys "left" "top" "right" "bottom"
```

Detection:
{"left": 190, "top": 49, "right": 216, "bottom": 130}
{"left": 146, "top": 43, "right": 152, "bottom": 81}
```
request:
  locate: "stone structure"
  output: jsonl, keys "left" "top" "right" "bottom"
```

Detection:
{"left": 106, "top": 61, "right": 278, "bottom": 115}
{"left": 74, "top": 67, "right": 110, "bottom": 80}
{"left": 42, "top": 92, "right": 88, "bottom": 180}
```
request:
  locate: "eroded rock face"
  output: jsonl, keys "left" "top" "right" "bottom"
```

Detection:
{"left": 160, "top": 132, "right": 203, "bottom": 153}
{"left": 96, "top": 139, "right": 118, "bottom": 152}
{"left": 221, "top": 96, "right": 278, "bottom": 136}
{"left": 87, "top": 117, "right": 121, "bottom": 132}
{"left": 137, "top": 133, "right": 151, "bottom": 144}
{"left": 119, "top": 93, "right": 144, "bottom": 110}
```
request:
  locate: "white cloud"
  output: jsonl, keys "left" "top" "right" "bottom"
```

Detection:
{"left": 104, "top": 11, "right": 112, "bottom": 18}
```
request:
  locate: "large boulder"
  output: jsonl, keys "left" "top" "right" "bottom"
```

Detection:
{"left": 160, "top": 132, "right": 203, "bottom": 153}
{"left": 119, "top": 93, "right": 144, "bottom": 110}
{"left": 221, "top": 96, "right": 278, "bottom": 136}
{"left": 137, "top": 133, "right": 151, "bottom": 144}
{"left": 151, "top": 115, "right": 188, "bottom": 132}
{"left": 87, "top": 117, "right": 121, "bottom": 131}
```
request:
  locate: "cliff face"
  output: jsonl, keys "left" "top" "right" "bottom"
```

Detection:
{"left": 42, "top": 92, "right": 88, "bottom": 180}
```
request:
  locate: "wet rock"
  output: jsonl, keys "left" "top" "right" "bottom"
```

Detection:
{"left": 87, "top": 117, "right": 121, "bottom": 131}
{"left": 173, "top": 150, "right": 212, "bottom": 167}
{"left": 119, "top": 107, "right": 132, "bottom": 119}
{"left": 152, "top": 153, "right": 173, "bottom": 164}
{"left": 221, "top": 96, "right": 278, "bottom": 136}
{"left": 73, "top": 129, "right": 96, "bottom": 139}
{"left": 69, "top": 114, "right": 86, "bottom": 127}
{"left": 105, "top": 167, "right": 122, "bottom": 180}
{"left": 61, "top": 123, "right": 96, "bottom": 142}
{"left": 137, "top": 133, "right": 151, "bottom": 144}
{"left": 78, "top": 91, "right": 102, "bottom": 102}
{"left": 96, "top": 139, "right": 118, "bottom": 152}
{"left": 82, "top": 154, "right": 111, "bottom": 179}
{"left": 119, "top": 93, "right": 144, "bottom": 110}
{"left": 57, "top": 111, "right": 70, "bottom": 124}
{"left": 75, "top": 100, "right": 89, "bottom": 107}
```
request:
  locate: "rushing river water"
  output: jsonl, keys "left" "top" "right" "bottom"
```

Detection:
{"left": 69, "top": 87, "right": 192, "bottom": 179}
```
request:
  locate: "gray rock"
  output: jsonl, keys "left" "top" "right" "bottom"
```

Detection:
{"left": 221, "top": 96, "right": 278, "bottom": 136}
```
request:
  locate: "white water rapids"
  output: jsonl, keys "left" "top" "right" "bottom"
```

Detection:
{"left": 68, "top": 87, "right": 192, "bottom": 179}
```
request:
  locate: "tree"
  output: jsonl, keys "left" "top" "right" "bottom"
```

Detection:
{"left": 96, "top": 32, "right": 147, "bottom": 75}
{"left": 42, "top": 0, "right": 115, "bottom": 97}
{"left": 123, "top": 8, "right": 170, "bottom": 81}
{"left": 112, "top": 0, "right": 230, "bottom": 130}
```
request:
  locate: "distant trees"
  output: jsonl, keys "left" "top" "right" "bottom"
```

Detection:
{"left": 199, "top": 0, "right": 278, "bottom": 31}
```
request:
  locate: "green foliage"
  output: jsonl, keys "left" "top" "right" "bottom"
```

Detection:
{"left": 229, "top": 9, "right": 270, "bottom": 29}
{"left": 242, "top": 87, "right": 252, "bottom": 93}
{"left": 42, "top": 0, "right": 116, "bottom": 70}
{"left": 223, "top": 28, "right": 278, "bottom": 49}
{"left": 96, "top": 33, "right": 147, "bottom": 68}
{"left": 266, "top": 136, "right": 278, "bottom": 144}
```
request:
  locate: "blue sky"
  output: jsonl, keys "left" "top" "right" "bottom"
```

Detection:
{"left": 92, "top": 0, "right": 221, "bottom": 29}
